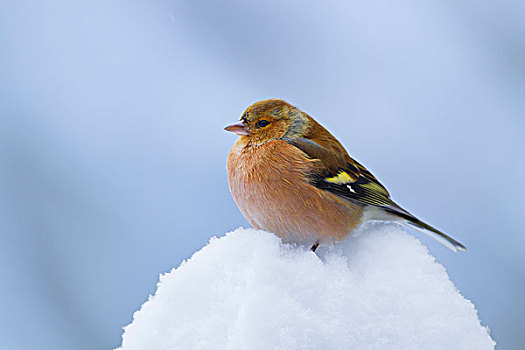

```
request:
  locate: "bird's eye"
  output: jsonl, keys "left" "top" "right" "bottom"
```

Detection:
{"left": 257, "top": 120, "right": 270, "bottom": 128}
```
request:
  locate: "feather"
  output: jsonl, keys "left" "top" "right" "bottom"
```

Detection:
{"left": 282, "top": 137, "right": 466, "bottom": 251}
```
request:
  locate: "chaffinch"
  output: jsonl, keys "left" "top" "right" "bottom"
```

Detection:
{"left": 225, "top": 99, "right": 465, "bottom": 252}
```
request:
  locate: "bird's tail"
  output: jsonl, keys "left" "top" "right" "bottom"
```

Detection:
{"left": 404, "top": 218, "right": 466, "bottom": 252}
{"left": 364, "top": 206, "right": 466, "bottom": 252}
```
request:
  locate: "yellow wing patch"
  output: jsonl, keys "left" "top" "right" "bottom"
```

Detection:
{"left": 325, "top": 171, "right": 356, "bottom": 185}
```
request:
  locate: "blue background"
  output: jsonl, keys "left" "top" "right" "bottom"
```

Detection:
{"left": 1, "top": 1, "right": 523, "bottom": 348}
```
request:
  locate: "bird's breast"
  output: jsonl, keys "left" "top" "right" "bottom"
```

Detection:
{"left": 227, "top": 139, "right": 363, "bottom": 245}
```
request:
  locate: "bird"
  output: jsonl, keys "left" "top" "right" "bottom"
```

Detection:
{"left": 225, "top": 98, "right": 466, "bottom": 252}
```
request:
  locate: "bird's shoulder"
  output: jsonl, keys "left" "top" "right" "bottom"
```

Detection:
{"left": 280, "top": 136, "right": 408, "bottom": 210}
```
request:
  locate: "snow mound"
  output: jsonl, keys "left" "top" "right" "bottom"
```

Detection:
{"left": 118, "top": 225, "right": 494, "bottom": 350}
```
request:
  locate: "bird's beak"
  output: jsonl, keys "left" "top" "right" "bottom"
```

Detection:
{"left": 224, "top": 122, "right": 250, "bottom": 136}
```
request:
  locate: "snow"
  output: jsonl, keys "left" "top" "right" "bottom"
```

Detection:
{"left": 117, "top": 224, "right": 494, "bottom": 350}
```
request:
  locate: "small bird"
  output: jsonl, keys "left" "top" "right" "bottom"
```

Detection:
{"left": 225, "top": 99, "right": 465, "bottom": 252}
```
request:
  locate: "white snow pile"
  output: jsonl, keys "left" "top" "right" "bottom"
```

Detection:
{"left": 117, "top": 224, "right": 495, "bottom": 350}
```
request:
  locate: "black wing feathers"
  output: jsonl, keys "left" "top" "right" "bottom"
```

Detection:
{"left": 282, "top": 137, "right": 466, "bottom": 251}
{"left": 282, "top": 137, "right": 413, "bottom": 218}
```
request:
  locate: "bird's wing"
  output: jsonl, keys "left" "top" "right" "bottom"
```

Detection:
{"left": 282, "top": 137, "right": 415, "bottom": 220}
{"left": 282, "top": 137, "right": 466, "bottom": 251}
{"left": 312, "top": 161, "right": 415, "bottom": 219}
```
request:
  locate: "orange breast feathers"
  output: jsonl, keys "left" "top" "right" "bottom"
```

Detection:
{"left": 227, "top": 138, "right": 364, "bottom": 245}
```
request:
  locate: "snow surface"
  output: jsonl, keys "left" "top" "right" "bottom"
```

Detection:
{"left": 117, "top": 224, "right": 494, "bottom": 350}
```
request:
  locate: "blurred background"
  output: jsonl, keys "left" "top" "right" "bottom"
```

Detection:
{"left": 1, "top": 0, "right": 523, "bottom": 349}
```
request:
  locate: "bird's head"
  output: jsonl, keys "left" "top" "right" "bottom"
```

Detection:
{"left": 225, "top": 99, "right": 311, "bottom": 145}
